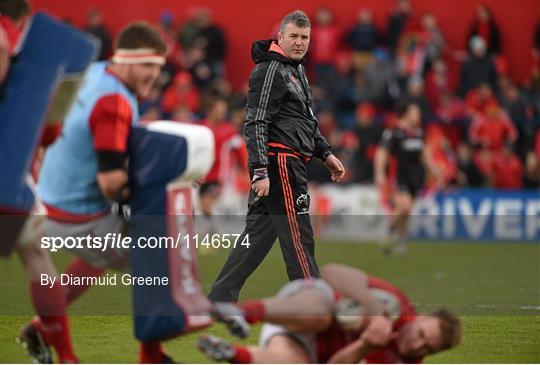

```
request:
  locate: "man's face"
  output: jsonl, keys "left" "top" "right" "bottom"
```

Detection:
{"left": 477, "top": 6, "right": 490, "bottom": 22}
{"left": 359, "top": 10, "right": 372, "bottom": 24}
{"left": 127, "top": 63, "right": 162, "bottom": 98}
{"left": 405, "top": 105, "right": 422, "bottom": 127}
{"left": 278, "top": 22, "right": 310, "bottom": 61}
{"left": 398, "top": 0, "right": 411, "bottom": 13}
{"left": 209, "top": 100, "right": 228, "bottom": 121}
{"left": 396, "top": 317, "right": 443, "bottom": 359}
{"left": 478, "top": 84, "right": 492, "bottom": 100}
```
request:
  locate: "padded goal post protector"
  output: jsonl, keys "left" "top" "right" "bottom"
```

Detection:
{"left": 0, "top": 12, "right": 99, "bottom": 256}
{"left": 128, "top": 121, "right": 214, "bottom": 341}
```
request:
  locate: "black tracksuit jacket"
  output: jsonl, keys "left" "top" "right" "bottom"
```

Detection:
{"left": 244, "top": 39, "right": 331, "bottom": 169}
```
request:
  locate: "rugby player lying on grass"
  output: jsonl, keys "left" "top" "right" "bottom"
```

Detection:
{"left": 200, "top": 263, "right": 461, "bottom": 363}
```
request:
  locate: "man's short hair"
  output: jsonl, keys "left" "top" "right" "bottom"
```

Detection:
{"left": 432, "top": 308, "right": 462, "bottom": 351}
{"left": 0, "top": 0, "right": 31, "bottom": 21}
{"left": 279, "top": 10, "right": 311, "bottom": 33}
{"left": 396, "top": 99, "right": 420, "bottom": 118}
{"left": 115, "top": 21, "right": 167, "bottom": 54}
{"left": 205, "top": 97, "right": 228, "bottom": 113}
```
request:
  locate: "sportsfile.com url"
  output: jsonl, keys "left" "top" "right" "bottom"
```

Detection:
{"left": 41, "top": 233, "right": 251, "bottom": 252}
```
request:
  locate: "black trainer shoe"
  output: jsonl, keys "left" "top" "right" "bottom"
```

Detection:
{"left": 17, "top": 322, "right": 53, "bottom": 364}
{"left": 198, "top": 335, "right": 236, "bottom": 362}
{"left": 211, "top": 302, "right": 250, "bottom": 338}
{"left": 162, "top": 353, "right": 175, "bottom": 364}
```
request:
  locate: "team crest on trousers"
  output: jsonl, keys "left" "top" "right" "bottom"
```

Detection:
{"left": 296, "top": 193, "right": 310, "bottom": 214}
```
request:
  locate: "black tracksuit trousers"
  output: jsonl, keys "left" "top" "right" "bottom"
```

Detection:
{"left": 208, "top": 151, "right": 319, "bottom": 302}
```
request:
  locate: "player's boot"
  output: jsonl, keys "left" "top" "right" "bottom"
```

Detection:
{"left": 211, "top": 302, "right": 250, "bottom": 338}
{"left": 392, "top": 241, "right": 407, "bottom": 256}
{"left": 17, "top": 322, "right": 53, "bottom": 364}
{"left": 162, "top": 353, "right": 175, "bottom": 364}
{"left": 379, "top": 233, "right": 398, "bottom": 257}
{"left": 198, "top": 335, "right": 235, "bottom": 362}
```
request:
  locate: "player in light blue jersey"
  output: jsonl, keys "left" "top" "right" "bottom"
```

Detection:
{"left": 23, "top": 22, "right": 169, "bottom": 363}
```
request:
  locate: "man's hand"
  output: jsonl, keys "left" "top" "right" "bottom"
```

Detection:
{"left": 324, "top": 154, "right": 345, "bottom": 182}
{"left": 251, "top": 167, "right": 270, "bottom": 198}
{"left": 97, "top": 169, "right": 129, "bottom": 201}
{"left": 361, "top": 315, "right": 393, "bottom": 348}
{"left": 327, "top": 316, "right": 393, "bottom": 363}
{"left": 252, "top": 177, "right": 270, "bottom": 197}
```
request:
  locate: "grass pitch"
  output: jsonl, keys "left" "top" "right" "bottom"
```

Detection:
{"left": 1, "top": 241, "right": 539, "bottom": 363}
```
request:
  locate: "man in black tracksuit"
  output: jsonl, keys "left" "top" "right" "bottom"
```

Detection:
{"left": 208, "top": 10, "right": 345, "bottom": 302}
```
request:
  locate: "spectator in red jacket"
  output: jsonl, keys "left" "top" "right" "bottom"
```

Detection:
{"left": 425, "top": 124, "right": 458, "bottom": 190}
{"left": 468, "top": 102, "right": 517, "bottom": 151}
{"left": 469, "top": 103, "right": 519, "bottom": 187}
{"left": 491, "top": 147, "right": 523, "bottom": 189}
{"left": 161, "top": 71, "right": 200, "bottom": 116}
{"left": 425, "top": 59, "right": 449, "bottom": 110}
{"left": 435, "top": 92, "right": 468, "bottom": 150}
{"left": 311, "top": 7, "right": 340, "bottom": 89}
{"left": 465, "top": 83, "right": 498, "bottom": 116}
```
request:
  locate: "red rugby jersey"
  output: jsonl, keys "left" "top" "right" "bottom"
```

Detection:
{"left": 315, "top": 276, "right": 420, "bottom": 363}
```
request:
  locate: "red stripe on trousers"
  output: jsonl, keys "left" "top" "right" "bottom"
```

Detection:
{"left": 281, "top": 155, "right": 310, "bottom": 276}
{"left": 277, "top": 154, "right": 311, "bottom": 278}
{"left": 282, "top": 155, "right": 311, "bottom": 278}
{"left": 278, "top": 154, "right": 309, "bottom": 277}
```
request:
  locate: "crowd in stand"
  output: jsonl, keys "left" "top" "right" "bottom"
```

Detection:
{"left": 82, "top": 1, "right": 540, "bottom": 190}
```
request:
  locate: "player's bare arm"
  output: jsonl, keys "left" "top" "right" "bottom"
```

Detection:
{"left": 321, "top": 263, "right": 382, "bottom": 316}
{"left": 374, "top": 146, "right": 389, "bottom": 187}
{"left": 322, "top": 264, "right": 393, "bottom": 349}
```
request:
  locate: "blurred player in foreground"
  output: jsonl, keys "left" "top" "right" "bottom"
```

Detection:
{"left": 23, "top": 22, "right": 170, "bottom": 363}
{"left": 2, "top": 0, "right": 91, "bottom": 362}
{"left": 199, "top": 263, "right": 461, "bottom": 363}
{"left": 374, "top": 101, "right": 439, "bottom": 255}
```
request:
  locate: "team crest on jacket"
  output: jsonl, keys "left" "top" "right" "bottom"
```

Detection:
{"left": 296, "top": 193, "right": 310, "bottom": 214}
